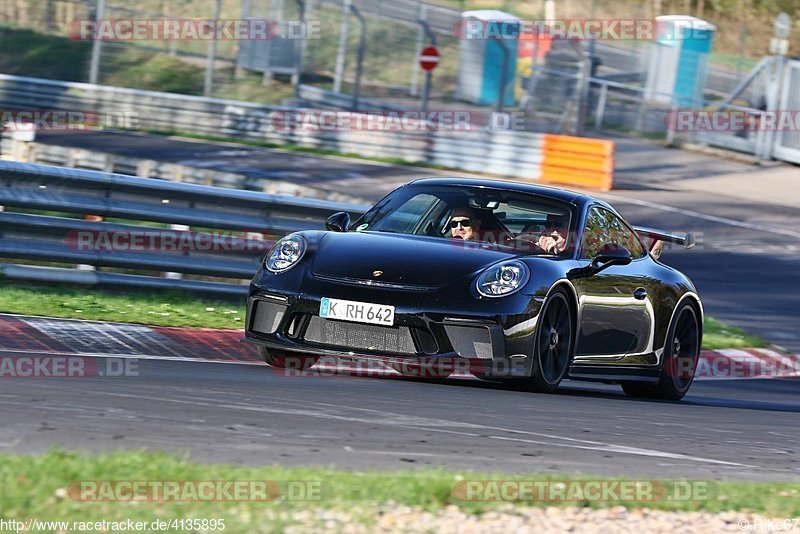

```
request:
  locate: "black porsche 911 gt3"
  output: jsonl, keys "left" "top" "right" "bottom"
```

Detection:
{"left": 245, "top": 178, "right": 702, "bottom": 400}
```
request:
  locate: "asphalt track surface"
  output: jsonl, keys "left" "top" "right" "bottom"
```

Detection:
{"left": 0, "top": 356, "right": 797, "bottom": 481}
{"left": 8, "top": 130, "right": 798, "bottom": 480}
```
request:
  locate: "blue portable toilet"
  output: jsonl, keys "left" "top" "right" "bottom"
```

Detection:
{"left": 456, "top": 10, "right": 519, "bottom": 106}
{"left": 645, "top": 15, "right": 716, "bottom": 107}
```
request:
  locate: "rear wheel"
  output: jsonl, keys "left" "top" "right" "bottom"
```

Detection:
{"left": 527, "top": 288, "right": 575, "bottom": 393}
{"left": 259, "top": 347, "right": 318, "bottom": 370}
{"left": 622, "top": 302, "right": 700, "bottom": 400}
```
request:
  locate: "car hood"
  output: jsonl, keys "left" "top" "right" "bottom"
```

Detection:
{"left": 309, "top": 231, "right": 518, "bottom": 287}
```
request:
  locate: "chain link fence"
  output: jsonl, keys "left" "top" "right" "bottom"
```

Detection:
{"left": 0, "top": 0, "right": 783, "bottom": 143}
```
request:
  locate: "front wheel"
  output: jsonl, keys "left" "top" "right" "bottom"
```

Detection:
{"left": 622, "top": 302, "right": 701, "bottom": 400}
{"left": 527, "top": 288, "right": 575, "bottom": 393}
{"left": 259, "top": 347, "right": 318, "bottom": 370}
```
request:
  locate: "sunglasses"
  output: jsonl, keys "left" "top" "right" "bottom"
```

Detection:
{"left": 449, "top": 218, "right": 472, "bottom": 229}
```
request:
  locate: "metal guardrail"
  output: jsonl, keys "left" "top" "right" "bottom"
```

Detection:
{"left": 0, "top": 136, "right": 369, "bottom": 204}
{"left": 583, "top": 74, "right": 765, "bottom": 156}
{"left": 0, "top": 161, "right": 369, "bottom": 297}
{"left": 0, "top": 74, "right": 546, "bottom": 181}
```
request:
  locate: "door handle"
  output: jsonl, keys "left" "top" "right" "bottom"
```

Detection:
{"left": 634, "top": 288, "right": 648, "bottom": 300}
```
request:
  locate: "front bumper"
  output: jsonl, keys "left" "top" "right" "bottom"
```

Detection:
{"left": 244, "top": 272, "right": 542, "bottom": 375}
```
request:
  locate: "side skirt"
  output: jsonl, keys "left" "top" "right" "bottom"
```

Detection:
{"left": 568, "top": 364, "right": 661, "bottom": 384}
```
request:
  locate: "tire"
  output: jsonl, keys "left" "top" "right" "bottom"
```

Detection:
{"left": 527, "top": 288, "right": 575, "bottom": 393}
{"left": 259, "top": 347, "right": 318, "bottom": 371}
{"left": 622, "top": 302, "right": 701, "bottom": 401}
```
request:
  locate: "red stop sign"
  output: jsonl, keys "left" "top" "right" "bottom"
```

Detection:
{"left": 419, "top": 46, "right": 440, "bottom": 71}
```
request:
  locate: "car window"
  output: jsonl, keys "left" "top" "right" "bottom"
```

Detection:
{"left": 355, "top": 185, "right": 576, "bottom": 254}
{"left": 364, "top": 193, "right": 440, "bottom": 234}
{"left": 494, "top": 202, "right": 555, "bottom": 233}
{"left": 582, "top": 207, "right": 647, "bottom": 260}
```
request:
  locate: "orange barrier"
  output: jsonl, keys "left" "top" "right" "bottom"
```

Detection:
{"left": 540, "top": 134, "right": 615, "bottom": 191}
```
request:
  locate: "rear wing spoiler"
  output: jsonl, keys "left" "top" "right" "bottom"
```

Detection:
{"left": 634, "top": 226, "right": 696, "bottom": 258}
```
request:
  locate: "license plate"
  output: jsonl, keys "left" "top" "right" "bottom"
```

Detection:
{"left": 319, "top": 297, "right": 395, "bottom": 326}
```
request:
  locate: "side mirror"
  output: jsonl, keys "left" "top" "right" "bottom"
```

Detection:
{"left": 592, "top": 244, "right": 633, "bottom": 270}
{"left": 325, "top": 212, "right": 350, "bottom": 232}
{"left": 567, "top": 244, "right": 633, "bottom": 280}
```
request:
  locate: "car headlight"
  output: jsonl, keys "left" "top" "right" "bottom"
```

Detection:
{"left": 266, "top": 235, "right": 307, "bottom": 273}
{"left": 476, "top": 260, "right": 530, "bottom": 298}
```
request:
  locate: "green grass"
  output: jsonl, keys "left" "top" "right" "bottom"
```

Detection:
{"left": 0, "top": 281, "right": 770, "bottom": 350}
{"left": 103, "top": 51, "right": 206, "bottom": 95}
{"left": 0, "top": 449, "right": 798, "bottom": 532}
{"left": 0, "top": 27, "right": 91, "bottom": 81}
{"left": 0, "top": 282, "right": 245, "bottom": 329}
{"left": 140, "top": 129, "right": 450, "bottom": 170}
{"left": 0, "top": 25, "right": 295, "bottom": 104}
{"left": 703, "top": 316, "right": 767, "bottom": 350}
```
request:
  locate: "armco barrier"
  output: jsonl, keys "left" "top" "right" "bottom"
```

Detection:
{"left": 0, "top": 135, "right": 368, "bottom": 204}
{"left": 0, "top": 161, "right": 368, "bottom": 296}
{"left": 0, "top": 74, "right": 615, "bottom": 189}
{"left": 540, "top": 135, "right": 615, "bottom": 191}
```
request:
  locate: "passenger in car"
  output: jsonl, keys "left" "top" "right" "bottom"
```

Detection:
{"left": 537, "top": 214, "right": 569, "bottom": 254}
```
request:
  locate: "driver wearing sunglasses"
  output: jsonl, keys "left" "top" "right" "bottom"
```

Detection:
{"left": 449, "top": 207, "right": 482, "bottom": 241}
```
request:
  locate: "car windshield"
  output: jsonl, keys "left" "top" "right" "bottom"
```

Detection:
{"left": 354, "top": 184, "right": 577, "bottom": 256}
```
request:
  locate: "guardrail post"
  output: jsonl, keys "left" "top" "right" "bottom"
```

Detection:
{"left": 635, "top": 93, "right": 646, "bottom": 132}
{"left": 235, "top": 0, "right": 252, "bottom": 79}
{"left": 761, "top": 54, "right": 786, "bottom": 161}
{"left": 8, "top": 132, "right": 35, "bottom": 163}
{"left": 204, "top": 0, "right": 223, "bottom": 97}
{"left": 574, "top": 49, "right": 591, "bottom": 135}
{"left": 418, "top": 20, "right": 437, "bottom": 113}
{"left": 666, "top": 101, "right": 678, "bottom": 146}
{"left": 164, "top": 224, "right": 189, "bottom": 280}
{"left": 351, "top": 5, "right": 366, "bottom": 111}
{"left": 88, "top": 0, "right": 106, "bottom": 84}
{"left": 263, "top": 0, "right": 284, "bottom": 86}
{"left": 526, "top": 62, "right": 541, "bottom": 124}
{"left": 77, "top": 214, "right": 103, "bottom": 272}
{"left": 409, "top": 3, "right": 428, "bottom": 97}
{"left": 594, "top": 82, "right": 608, "bottom": 130}
{"left": 137, "top": 160, "right": 153, "bottom": 178}
{"left": 333, "top": 0, "right": 352, "bottom": 93}
{"left": 292, "top": 0, "right": 310, "bottom": 88}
